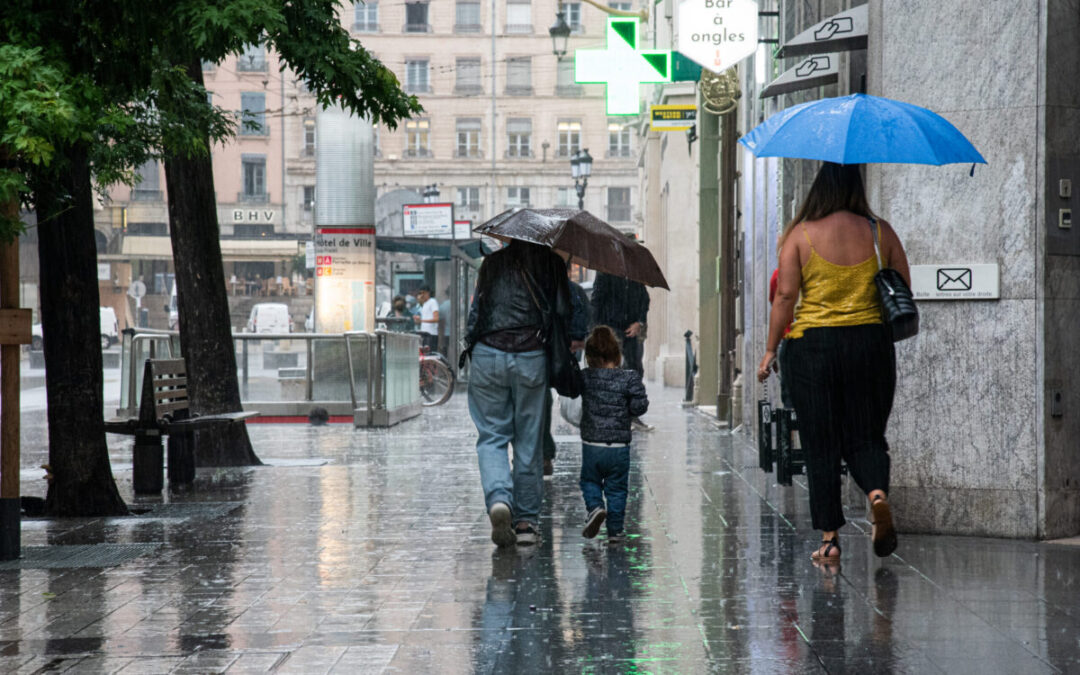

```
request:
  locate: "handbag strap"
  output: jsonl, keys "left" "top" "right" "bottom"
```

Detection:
{"left": 868, "top": 217, "right": 883, "bottom": 271}
{"left": 519, "top": 268, "right": 550, "bottom": 320}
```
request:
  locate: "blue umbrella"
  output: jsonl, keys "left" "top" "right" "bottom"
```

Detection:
{"left": 739, "top": 93, "right": 986, "bottom": 166}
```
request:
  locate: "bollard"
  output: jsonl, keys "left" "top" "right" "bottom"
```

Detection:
{"left": 167, "top": 433, "right": 196, "bottom": 487}
{"left": 133, "top": 431, "right": 164, "bottom": 494}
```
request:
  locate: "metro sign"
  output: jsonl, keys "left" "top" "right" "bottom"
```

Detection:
{"left": 575, "top": 17, "right": 671, "bottom": 115}
{"left": 677, "top": 0, "right": 758, "bottom": 74}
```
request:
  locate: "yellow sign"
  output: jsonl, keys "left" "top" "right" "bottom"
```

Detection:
{"left": 650, "top": 104, "right": 697, "bottom": 131}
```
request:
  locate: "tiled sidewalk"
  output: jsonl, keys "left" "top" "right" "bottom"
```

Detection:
{"left": 2, "top": 385, "right": 1079, "bottom": 673}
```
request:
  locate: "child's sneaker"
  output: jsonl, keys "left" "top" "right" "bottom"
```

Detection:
{"left": 515, "top": 523, "right": 540, "bottom": 546}
{"left": 582, "top": 507, "right": 607, "bottom": 539}
{"left": 607, "top": 531, "right": 626, "bottom": 545}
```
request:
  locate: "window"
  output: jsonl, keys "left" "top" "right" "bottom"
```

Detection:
{"left": 405, "top": 2, "right": 430, "bottom": 32}
{"left": 234, "top": 224, "right": 274, "bottom": 237}
{"left": 240, "top": 92, "right": 267, "bottom": 136}
{"left": 506, "top": 118, "right": 532, "bottom": 158}
{"left": 506, "top": 0, "right": 532, "bottom": 33}
{"left": 201, "top": 60, "right": 216, "bottom": 72}
{"left": 607, "top": 187, "right": 631, "bottom": 222}
{"left": 456, "top": 187, "right": 481, "bottom": 211}
{"left": 455, "top": 58, "right": 482, "bottom": 94}
{"left": 132, "top": 160, "right": 162, "bottom": 201}
{"left": 354, "top": 1, "right": 379, "bottom": 31}
{"left": 608, "top": 1, "right": 632, "bottom": 10}
{"left": 555, "top": 187, "right": 575, "bottom": 207}
{"left": 557, "top": 119, "right": 581, "bottom": 157}
{"left": 303, "top": 118, "right": 316, "bottom": 156}
{"left": 608, "top": 121, "right": 631, "bottom": 157}
{"left": 455, "top": 1, "right": 481, "bottom": 32}
{"left": 565, "top": 2, "right": 582, "bottom": 32}
{"left": 405, "top": 59, "right": 430, "bottom": 93}
{"left": 303, "top": 186, "right": 316, "bottom": 212}
{"left": 241, "top": 155, "right": 267, "bottom": 202}
{"left": 507, "top": 186, "right": 530, "bottom": 207}
{"left": 506, "top": 57, "right": 532, "bottom": 95}
{"left": 405, "top": 119, "right": 430, "bottom": 156}
{"left": 237, "top": 43, "right": 267, "bottom": 71}
{"left": 556, "top": 59, "right": 581, "bottom": 96}
{"left": 456, "top": 118, "right": 482, "bottom": 158}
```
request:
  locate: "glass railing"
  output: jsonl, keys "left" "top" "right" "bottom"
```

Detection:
{"left": 381, "top": 331, "right": 421, "bottom": 411}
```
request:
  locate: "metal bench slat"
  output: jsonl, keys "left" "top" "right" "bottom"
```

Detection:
{"left": 152, "top": 359, "right": 187, "bottom": 375}
{"left": 154, "top": 376, "right": 187, "bottom": 389}
{"left": 154, "top": 390, "right": 189, "bottom": 403}
{"left": 155, "top": 401, "right": 189, "bottom": 416}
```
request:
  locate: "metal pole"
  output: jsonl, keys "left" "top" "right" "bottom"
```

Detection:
{"left": 1, "top": 197, "right": 23, "bottom": 559}
{"left": 718, "top": 110, "right": 737, "bottom": 426}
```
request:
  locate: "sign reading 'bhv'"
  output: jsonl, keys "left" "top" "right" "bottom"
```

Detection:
{"left": 677, "top": 0, "right": 758, "bottom": 74}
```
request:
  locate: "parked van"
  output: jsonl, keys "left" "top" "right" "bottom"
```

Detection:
{"left": 100, "top": 307, "right": 119, "bottom": 349}
{"left": 247, "top": 303, "right": 291, "bottom": 334}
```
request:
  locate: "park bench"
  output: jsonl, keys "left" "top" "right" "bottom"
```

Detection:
{"left": 105, "top": 359, "right": 258, "bottom": 493}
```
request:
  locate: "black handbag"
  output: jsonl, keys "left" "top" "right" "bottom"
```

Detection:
{"left": 869, "top": 218, "right": 919, "bottom": 341}
{"left": 521, "top": 269, "right": 583, "bottom": 399}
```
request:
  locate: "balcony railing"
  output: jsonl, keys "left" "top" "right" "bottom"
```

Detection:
{"left": 556, "top": 147, "right": 580, "bottom": 158}
{"left": 606, "top": 147, "right": 632, "bottom": 158}
{"left": 239, "top": 123, "right": 269, "bottom": 137}
{"left": 454, "top": 23, "right": 482, "bottom": 33}
{"left": 237, "top": 192, "right": 270, "bottom": 204}
{"left": 405, "top": 83, "right": 431, "bottom": 94}
{"left": 505, "top": 23, "right": 533, "bottom": 33}
{"left": 403, "top": 23, "right": 431, "bottom": 32}
{"left": 353, "top": 22, "right": 379, "bottom": 32}
{"left": 505, "top": 149, "right": 534, "bottom": 159}
{"left": 607, "top": 205, "right": 632, "bottom": 222}
{"left": 236, "top": 58, "right": 268, "bottom": 72}
{"left": 454, "top": 149, "right": 484, "bottom": 159}
{"left": 454, "top": 84, "right": 484, "bottom": 95}
{"left": 403, "top": 148, "right": 432, "bottom": 158}
{"left": 131, "top": 189, "right": 163, "bottom": 202}
{"left": 505, "top": 85, "right": 533, "bottom": 96}
{"left": 555, "top": 84, "right": 583, "bottom": 97}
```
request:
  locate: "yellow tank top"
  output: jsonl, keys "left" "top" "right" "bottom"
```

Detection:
{"left": 786, "top": 223, "right": 882, "bottom": 340}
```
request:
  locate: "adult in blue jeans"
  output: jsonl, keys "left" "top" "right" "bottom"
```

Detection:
{"left": 463, "top": 240, "right": 571, "bottom": 547}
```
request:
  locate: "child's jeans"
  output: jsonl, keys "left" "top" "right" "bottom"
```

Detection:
{"left": 580, "top": 443, "right": 630, "bottom": 534}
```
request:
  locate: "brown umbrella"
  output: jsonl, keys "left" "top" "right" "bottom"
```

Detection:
{"left": 474, "top": 208, "right": 669, "bottom": 290}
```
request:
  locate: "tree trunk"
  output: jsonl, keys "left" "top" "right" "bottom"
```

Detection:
{"left": 36, "top": 145, "right": 128, "bottom": 516}
{"left": 163, "top": 63, "right": 260, "bottom": 467}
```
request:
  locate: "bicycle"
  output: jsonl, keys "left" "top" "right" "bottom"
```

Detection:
{"left": 419, "top": 346, "right": 455, "bottom": 406}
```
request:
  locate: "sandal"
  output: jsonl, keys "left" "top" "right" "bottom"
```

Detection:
{"left": 870, "top": 495, "right": 898, "bottom": 558}
{"left": 810, "top": 536, "right": 841, "bottom": 561}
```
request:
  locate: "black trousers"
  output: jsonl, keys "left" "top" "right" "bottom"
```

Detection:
{"left": 780, "top": 324, "right": 895, "bottom": 532}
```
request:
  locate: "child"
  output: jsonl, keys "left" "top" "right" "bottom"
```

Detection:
{"left": 579, "top": 326, "right": 649, "bottom": 543}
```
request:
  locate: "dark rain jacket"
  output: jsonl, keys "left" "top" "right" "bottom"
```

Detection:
{"left": 591, "top": 273, "right": 649, "bottom": 331}
{"left": 465, "top": 241, "right": 571, "bottom": 354}
{"left": 569, "top": 281, "right": 592, "bottom": 341}
{"left": 580, "top": 368, "right": 649, "bottom": 445}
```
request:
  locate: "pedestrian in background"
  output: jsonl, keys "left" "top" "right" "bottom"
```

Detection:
{"left": 578, "top": 326, "right": 648, "bottom": 544}
{"left": 463, "top": 239, "right": 571, "bottom": 547}
{"left": 413, "top": 285, "right": 439, "bottom": 352}
{"left": 757, "top": 162, "right": 910, "bottom": 563}
{"left": 591, "top": 271, "right": 652, "bottom": 431}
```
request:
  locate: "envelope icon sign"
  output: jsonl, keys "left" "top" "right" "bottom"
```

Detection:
{"left": 937, "top": 268, "right": 972, "bottom": 291}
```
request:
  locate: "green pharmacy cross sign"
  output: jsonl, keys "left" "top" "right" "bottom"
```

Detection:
{"left": 575, "top": 17, "right": 672, "bottom": 115}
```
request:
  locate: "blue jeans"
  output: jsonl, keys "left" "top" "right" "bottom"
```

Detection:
{"left": 580, "top": 443, "right": 630, "bottom": 534}
{"left": 468, "top": 343, "right": 548, "bottom": 526}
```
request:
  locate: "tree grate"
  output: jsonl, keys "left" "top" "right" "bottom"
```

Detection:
{"left": 119, "top": 502, "right": 243, "bottom": 522}
{"left": 0, "top": 543, "right": 161, "bottom": 570}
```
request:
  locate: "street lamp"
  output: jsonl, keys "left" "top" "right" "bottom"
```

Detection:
{"left": 549, "top": 10, "right": 571, "bottom": 60}
{"left": 570, "top": 148, "right": 592, "bottom": 210}
{"left": 422, "top": 184, "right": 440, "bottom": 204}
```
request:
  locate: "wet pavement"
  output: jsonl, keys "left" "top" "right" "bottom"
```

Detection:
{"left": 5, "top": 383, "right": 1080, "bottom": 673}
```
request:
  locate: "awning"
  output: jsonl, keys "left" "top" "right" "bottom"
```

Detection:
{"left": 775, "top": 5, "right": 867, "bottom": 59}
{"left": 376, "top": 237, "right": 492, "bottom": 260}
{"left": 759, "top": 54, "right": 839, "bottom": 99}
{"left": 120, "top": 236, "right": 303, "bottom": 261}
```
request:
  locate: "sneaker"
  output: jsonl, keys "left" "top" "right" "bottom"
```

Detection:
{"left": 631, "top": 418, "right": 655, "bottom": 432}
{"left": 543, "top": 458, "right": 554, "bottom": 477}
{"left": 607, "top": 531, "right": 626, "bottom": 545}
{"left": 515, "top": 523, "right": 540, "bottom": 546}
{"left": 582, "top": 507, "right": 607, "bottom": 539}
{"left": 489, "top": 503, "right": 516, "bottom": 548}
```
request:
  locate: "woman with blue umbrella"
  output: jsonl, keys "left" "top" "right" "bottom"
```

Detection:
{"left": 747, "top": 93, "right": 985, "bottom": 563}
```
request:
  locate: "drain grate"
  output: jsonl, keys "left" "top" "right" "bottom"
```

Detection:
{"left": 119, "top": 502, "right": 242, "bottom": 522}
{"left": 0, "top": 543, "right": 161, "bottom": 570}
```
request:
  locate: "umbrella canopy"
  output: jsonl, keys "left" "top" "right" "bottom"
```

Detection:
{"left": 474, "top": 208, "right": 669, "bottom": 290}
{"left": 739, "top": 93, "right": 986, "bottom": 166}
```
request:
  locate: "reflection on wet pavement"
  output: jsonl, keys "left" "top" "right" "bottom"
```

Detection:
{"left": 4, "top": 385, "right": 1080, "bottom": 672}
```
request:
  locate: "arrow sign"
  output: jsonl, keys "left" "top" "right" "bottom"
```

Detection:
{"left": 776, "top": 4, "right": 867, "bottom": 58}
{"left": 758, "top": 53, "right": 839, "bottom": 99}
